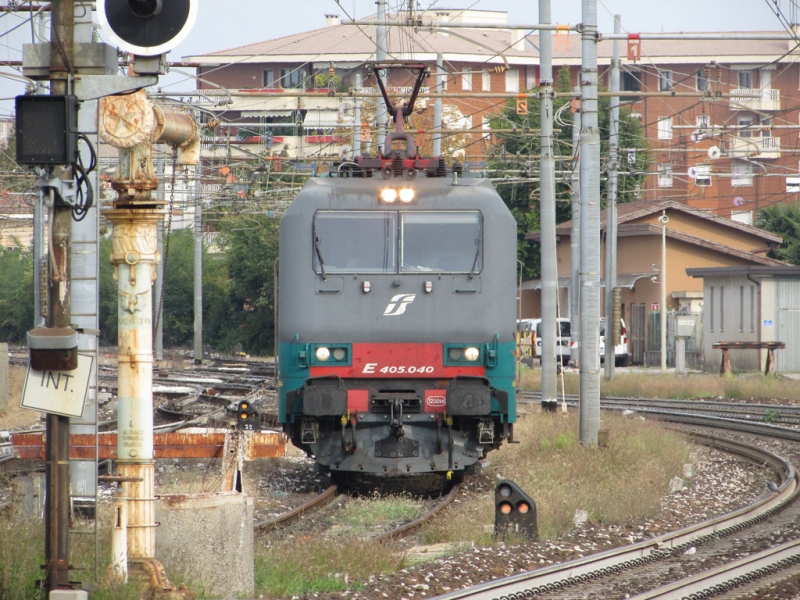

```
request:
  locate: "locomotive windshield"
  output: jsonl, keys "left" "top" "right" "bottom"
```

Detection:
{"left": 313, "top": 210, "right": 482, "bottom": 274}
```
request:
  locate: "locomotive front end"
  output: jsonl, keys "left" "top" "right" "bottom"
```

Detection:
{"left": 278, "top": 177, "right": 517, "bottom": 484}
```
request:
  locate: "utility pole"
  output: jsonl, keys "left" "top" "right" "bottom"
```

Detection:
{"left": 604, "top": 15, "right": 621, "bottom": 380}
{"left": 569, "top": 87, "right": 581, "bottom": 370}
{"left": 433, "top": 53, "right": 443, "bottom": 157}
{"left": 539, "top": 0, "right": 558, "bottom": 410}
{"left": 579, "top": 0, "right": 601, "bottom": 445}
{"left": 44, "top": 0, "right": 73, "bottom": 592}
{"left": 193, "top": 158, "right": 203, "bottom": 365}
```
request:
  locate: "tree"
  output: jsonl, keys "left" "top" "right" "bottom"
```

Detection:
{"left": 216, "top": 214, "right": 280, "bottom": 354}
{"left": 757, "top": 202, "right": 800, "bottom": 264}
{"left": 488, "top": 65, "right": 650, "bottom": 279}
{"left": 0, "top": 243, "right": 33, "bottom": 342}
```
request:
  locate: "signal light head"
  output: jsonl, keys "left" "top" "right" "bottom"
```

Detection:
{"left": 499, "top": 501, "right": 513, "bottom": 514}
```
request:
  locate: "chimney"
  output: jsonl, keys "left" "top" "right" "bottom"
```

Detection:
{"left": 325, "top": 14, "right": 341, "bottom": 27}
{"left": 511, "top": 29, "right": 526, "bottom": 52}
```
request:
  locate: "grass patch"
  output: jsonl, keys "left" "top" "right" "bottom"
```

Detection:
{"left": 423, "top": 411, "right": 688, "bottom": 543}
{"left": 517, "top": 366, "right": 800, "bottom": 402}
{"left": 255, "top": 535, "right": 406, "bottom": 598}
{"left": 340, "top": 492, "right": 422, "bottom": 528}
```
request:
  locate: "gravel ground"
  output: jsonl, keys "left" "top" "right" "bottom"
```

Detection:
{"left": 308, "top": 444, "right": 770, "bottom": 600}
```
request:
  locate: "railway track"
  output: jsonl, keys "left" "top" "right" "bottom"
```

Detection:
{"left": 432, "top": 414, "right": 800, "bottom": 600}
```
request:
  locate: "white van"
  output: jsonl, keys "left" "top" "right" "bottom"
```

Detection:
{"left": 536, "top": 318, "right": 571, "bottom": 366}
{"left": 599, "top": 317, "right": 630, "bottom": 367}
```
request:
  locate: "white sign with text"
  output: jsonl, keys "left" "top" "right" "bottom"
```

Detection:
{"left": 20, "top": 353, "right": 93, "bottom": 418}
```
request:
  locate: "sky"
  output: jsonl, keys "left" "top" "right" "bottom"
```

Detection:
{"left": 0, "top": 0, "right": 792, "bottom": 117}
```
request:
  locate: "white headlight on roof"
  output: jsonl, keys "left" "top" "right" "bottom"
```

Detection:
{"left": 399, "top": 188, "right": 415, "bottom": 203}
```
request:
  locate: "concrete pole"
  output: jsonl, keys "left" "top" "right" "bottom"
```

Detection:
{"left": 539, "top": 0, "right": 558, "bottom": 409}
{"left": 433, "top": 53, "right": 443, "bottom": 157}
{"left": 45, "top": 0, "right": 73, "bottom": 591}
{"left": 353, "top": 71, "right": 362, "bottom": 156}
{"left": 579, "top": 0, "right": 601, "bottom": 445}
{"left": 661, "top": 211, "right": 668, "bottom": 373}
{"left": 376, "top": 0, "right": 387, "bottom": 155}
{"left": 0, "top": 343, "right": 7, "bottom": 413}
{"left": 604, "top": 15, "right": 621, "bottom": 379}
{"left": 569, "top": 88, "right": 581, "bottom": 369}
{"left": 193, "top": 164, "right": 203, "bottom": 365}
{"left": 154, "top": 156, "right": 164, "bottom": 362}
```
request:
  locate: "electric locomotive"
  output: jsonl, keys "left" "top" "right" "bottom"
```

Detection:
{"left": 277, "top": 64, "right": 517, "bottom": 488}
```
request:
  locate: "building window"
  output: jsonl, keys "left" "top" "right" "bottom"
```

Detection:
{"left": 695, "top": 164, "right": 711, "bottom": 187}
{"left": 622, "top": 69, "right": 641, "bottom": 92}
{"left": 710, "top": 287, "right": 715, "bottom": 332}
{"left": 738, "top": 115, "right": 754, "bottom": 138}
{"left": 657, "top": 117, "right": 673, "bottom": 140}
{"left": 720, "top": 286, "right": 724, "bottom": 332}
{"left": 279, "top": 68, "right": 304, "bottom": 89}
{"left": 482, "top": 69, "right": 491, "bottom": 91}
{"left": 732, "top": 160, "right": 753, "bottom": 187}
{"left": 696, "top": 69, "right": 708, "bottom": 92}
{"left": 750, "top": 286, "right": 755, "bottom": 332}
{"left": 481, "top": 114, "right": 491, "bottom": 139}
{"left": 658, "top": 70, "right": 673, "bottom": 91}
{"left": 263, "top": 70, "right": 274, "bottom": 88}
{"left": 462, "top": 68, "right": 472, "bottom": 91}
{"left": 657, "top": 163, "right": 673, "bottom": 188}
{"left": 738, "top": 70, "right": 753, "bottom": 89}
{"left": 697, "top": 115, "right": 710, "bottom": 129}
{"left": 505, "top": 69, "right": 519, "bottom": 93}
{"left": 739, "top": 286, "right": 744, "bottom": 332}
{"left": 787, "top": 177, "right": 800, "bottom": 192}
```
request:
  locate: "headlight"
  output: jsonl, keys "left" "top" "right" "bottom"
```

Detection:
{"left": 448, "top": 348, "right": 463, "bottom": 361}
{"left": 399, "top": 188, "right": 415, "bottom": 203}
{"left": 332, "top": 347, "right": 346, "bottom": 361}
{"left": 464, "top": 347, "right": 480, "bottom": 361}
{"left": 380, "top": 188, "right": 397, "bottom": 203}
{"left": 315, "top": 346, "right": 331, "bottom": 361}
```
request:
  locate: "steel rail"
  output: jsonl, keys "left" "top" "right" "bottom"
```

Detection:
{"left": 253, "top": 484, "right": 339, "bottom": 533}
{"left": 430, "top": 430, "right": 798, "bottom": 600}
{"left": 631, "top": 538, "right": 800, "bottom": 599}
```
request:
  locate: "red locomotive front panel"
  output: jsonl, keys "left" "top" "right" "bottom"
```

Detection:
{"left": 308, "top": 342, "right": 485, "bottom": 379}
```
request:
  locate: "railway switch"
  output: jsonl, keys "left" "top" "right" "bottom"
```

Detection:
{"left": 495, "top": 479, "right": 537, "bottom": 539}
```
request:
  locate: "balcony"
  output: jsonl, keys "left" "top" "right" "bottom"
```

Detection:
{"left": 729, "top": 88, "right": 781, "bottom": 112}
{"left": 728, "top": 135, "right": 781, "bottom": 159}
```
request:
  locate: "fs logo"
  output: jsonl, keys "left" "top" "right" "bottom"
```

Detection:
{"left": 383, "top": 294, "right": 416, "bottom": 316}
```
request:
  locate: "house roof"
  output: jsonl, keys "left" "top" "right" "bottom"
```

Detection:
{"left": 185, "top": 17, "right": 537, "bottom": 66}
{"left": 687, "top": 265, "right": 800, "bottom": 278}
{"left": 532, "top": 199, "right": 783, "bottom": 245}
{"left": 185, "top": 16, "right": 794, "bottom": 67}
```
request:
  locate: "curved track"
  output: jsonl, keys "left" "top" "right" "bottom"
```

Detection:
{"left": 432, "top": 413, "right": 800, "bottom": 600}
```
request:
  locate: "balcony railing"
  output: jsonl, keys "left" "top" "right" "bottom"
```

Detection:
{"left": 728, "top": 135, "right": 781, "bottom": 158}
{"left": 729, "top": 88, "right": 781, "bottom": 111}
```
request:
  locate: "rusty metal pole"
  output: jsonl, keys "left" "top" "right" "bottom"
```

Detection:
{"left": 45, "top": 0, "right": 73, "bottom": 592}
{"left": 100, "top": 90, "right": 198, "bottom": 593}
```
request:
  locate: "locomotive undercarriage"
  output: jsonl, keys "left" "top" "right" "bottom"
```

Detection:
{"left": 285, "top": 377, "right": 507, "bottom": 477}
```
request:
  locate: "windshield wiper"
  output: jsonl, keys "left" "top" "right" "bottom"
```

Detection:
{"left": 313, "top": 222, "right": 326, "bottom": 280}
{"left": 469, "top": 239, "right": 481, "bottom": 280}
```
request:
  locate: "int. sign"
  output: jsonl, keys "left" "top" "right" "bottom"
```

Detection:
{"left": 20, "top": 353, "right": 93, "bottom": 418}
